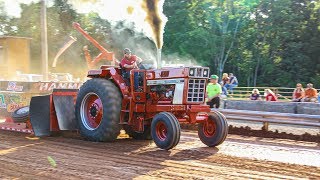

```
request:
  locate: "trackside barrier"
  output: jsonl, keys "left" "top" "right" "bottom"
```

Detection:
{"left": 230, "top": 87, "right": 320, "bottom": 101}
{"left": 217, "top": 109, "right": 320, "bottom": 131}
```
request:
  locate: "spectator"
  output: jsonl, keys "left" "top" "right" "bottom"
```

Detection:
{"left": 206, "top": 75, "right": 222, "bottom": 108}
{"left": 265, "top": 89, "right": 277, "bottom": 101}
{"left": 220, "top": 73, "right": 229, "bottom": 96}
{"left": 249, "top": 88, "right": 262, "bottom": 100}
{"left": 292, "top": 83, "right": 305, "bottom": 102}
{"left": 225, "top": 73, "right": 238, "bottom": 94}
{"left": 302, "top": 83, "right": 318, "bottom": 102}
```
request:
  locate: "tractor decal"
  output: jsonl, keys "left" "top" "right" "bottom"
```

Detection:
{"left": 0, "top": 94, "right": 6, "bottom": 109}
{"left": 39, "top": 82, "right": 82, "bottom": 91}
{"left": 7, "top": 94, "right": 28, "bottom": 112}
{"left": 7, "top": 82, "right": 24, "bottom": 92}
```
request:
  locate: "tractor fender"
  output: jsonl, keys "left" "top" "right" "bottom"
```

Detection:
{"left": 87, "top": 67, "right": 129, "bottom": 96}
{"left": 109, "top": 67, "right": 130, "bottom": 96}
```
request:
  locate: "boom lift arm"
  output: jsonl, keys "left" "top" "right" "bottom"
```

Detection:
{"left": 73, "top": 22, "right": 116, "bottom": 68}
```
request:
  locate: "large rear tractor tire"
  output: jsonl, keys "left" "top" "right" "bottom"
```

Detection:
{"left": 198, "top": 111, "right": 228, "bottom": 147}
{"left": 123, "top": 125, "right": 152, "bottom": 140}
{"left": 75, "top": 78, "right": 122, "bottom": 142}
{"left": 12, "top": 106, "right": 30, "bottom": 123}
{"left": 151, "top": 112, "right": 181, "bottom": 150}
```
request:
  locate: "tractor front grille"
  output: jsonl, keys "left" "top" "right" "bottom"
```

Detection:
{"left": 187, "top": 79, "right": 206, "bottom": 103}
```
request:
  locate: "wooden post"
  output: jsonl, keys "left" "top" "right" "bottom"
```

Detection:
{"left": 262, "top": 122, "right": 269, "bottom": 131}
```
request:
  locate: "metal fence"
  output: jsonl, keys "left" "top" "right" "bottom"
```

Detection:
{"left": 217, "top": 108, "right": 320, "bottom": 131}
{"left": 228, "top": 87, "right": 320, "bottom": 101}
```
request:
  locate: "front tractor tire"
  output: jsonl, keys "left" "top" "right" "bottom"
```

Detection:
{"left": 151, "top": 112, "right": 181, "bottom": 150}
{"left": 198, "top": 111, "right": 228, "bottom": 147}
{"left": 75, "top": 78, "right": 122, "bottom": 142}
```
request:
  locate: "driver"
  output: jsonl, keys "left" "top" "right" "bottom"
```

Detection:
{"left": 120, "top": 48, "right": 143, "bottom": 90}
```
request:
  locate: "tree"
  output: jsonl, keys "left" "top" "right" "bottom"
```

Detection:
{"left": 164, "top": 0, "right": 258, "bottom": 78}
{"left": 0, "top": 2, "right": 15, "bottom": 35}
{"left": 229, "top": 0, "right": 320, "bottom": 87}
{"left": 1, "top": 0, "right": 319, "bottom": 88}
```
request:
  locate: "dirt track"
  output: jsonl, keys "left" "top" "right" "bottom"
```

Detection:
{"left": 0, "top": 130, "right": 319, "bottom": 179}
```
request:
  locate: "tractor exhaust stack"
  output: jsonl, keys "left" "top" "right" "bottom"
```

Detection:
{"left": 157, "top": 48, "right": 162, "bottom": 69}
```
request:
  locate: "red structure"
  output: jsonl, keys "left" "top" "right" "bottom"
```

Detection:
{"left": 73, "top": 22, "right": 116, "bottom": 68}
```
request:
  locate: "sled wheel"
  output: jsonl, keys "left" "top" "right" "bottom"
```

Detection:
{"left": 12, "top": 106, "right": 30, "bottom": 123}
{"left": 198, "top": 111, "right": 228, "bottom": 147}
{"left": 75, "top": 78, "right": 122, "bottom": 142}
{"left": 151, "top": 112, "right": 181, "bottom": 150}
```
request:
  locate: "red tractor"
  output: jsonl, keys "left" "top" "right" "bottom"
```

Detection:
{"left": 29, "top": 23, "right": 228, "bottom": 150}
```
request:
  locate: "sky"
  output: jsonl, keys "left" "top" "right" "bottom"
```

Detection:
{"left": 0, "top": 0, "right": 167, "bottom": 48}
{"left": 1, "top": 0, "right": 147, "bottom": 20}
{"left": 1, "top": 0, "right": 40, "bottom": 17}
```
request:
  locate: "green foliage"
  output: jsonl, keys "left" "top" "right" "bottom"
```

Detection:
{"left": 0, "top": 0, "right": 319, "bottom": 88}
{"left": 0, "top": 2, "right": 15, "bottom": 35}
{"left": 163, "top": 0, "right": 260, "bottom": 78}
{"left": 163, "top": 0, "right": 320, "bottom": 88}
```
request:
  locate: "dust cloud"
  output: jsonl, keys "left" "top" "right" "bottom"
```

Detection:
{"left": 68, "top": 0, "right": 167, "bottom": 50}
{"left": 141, "top": 0, "right": 167, "bottom": 49}
{"left": 162, "top": 53, "right": 199, "bottom": 67}
{"left": 65, "top": 0, "right": 168, "bottom": 69}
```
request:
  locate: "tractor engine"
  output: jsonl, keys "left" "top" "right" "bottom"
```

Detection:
{"left": 145, "top": 66, "right": 210, "bottom": 105}
{"left": 149, "top": 84, "right": 175, "bottom": 103}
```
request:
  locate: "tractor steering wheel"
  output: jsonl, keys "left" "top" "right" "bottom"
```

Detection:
{"left": 137, "top": 62, "right": 146, "bottom": 70}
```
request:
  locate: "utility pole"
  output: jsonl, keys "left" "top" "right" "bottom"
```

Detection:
{"left": 41, "top": 0, "right": 48, "bottom": 80}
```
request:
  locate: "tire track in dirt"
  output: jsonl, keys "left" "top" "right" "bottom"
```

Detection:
{"left": 15, "top": 138, "right": 304, "bottom": 179}
{"left": 0, "top": 140, "right": 222, "bottom": 179}
{"left": 0, "top": 131, "right": 316, "bottom": 179}
{"left": 0, "top": 130, "right": 319, "bottom": 179}
{"left": 0, "top": 137, "right": 211, "bottom": 179}
{"left": 1, "top": 136, "right": 255, "bottom": 179}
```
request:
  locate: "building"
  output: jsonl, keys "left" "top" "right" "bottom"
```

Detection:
{"left": 0, "top": 36, "right": 31, "bottom": 79}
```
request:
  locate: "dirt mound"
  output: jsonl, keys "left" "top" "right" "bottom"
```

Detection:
{"left": 228, "top": 125, "right": 320, "bottom": 143}
{"left": 180, "top": 124, "right": 320, "bottom": 143}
